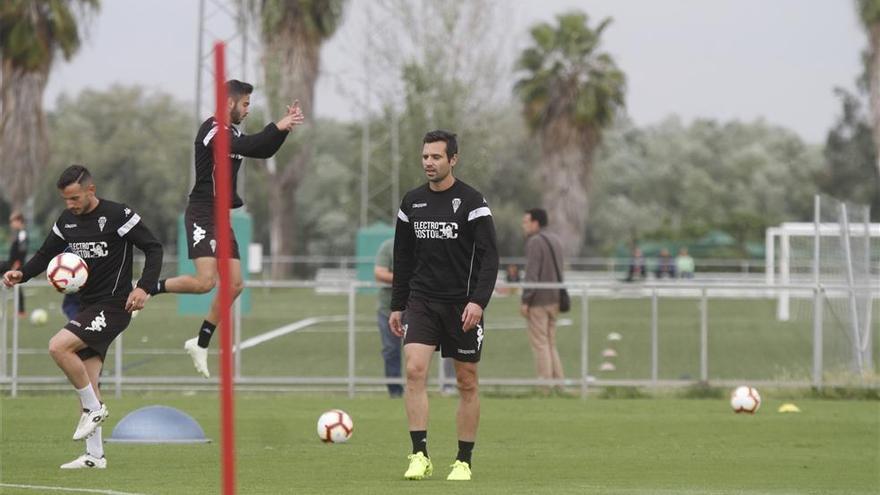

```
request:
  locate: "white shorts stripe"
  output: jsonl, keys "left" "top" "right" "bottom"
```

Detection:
{"left": 397, "top": 209, "right": 410, "bottom": 223}
{"left": 117, "top": 214, "right": 141, "bottom": 237}
{"left": 52, "top": 224, "right": 65, "bottom": 240}
{"left": 467, "top": 206, "right": 492, "bottom": 222}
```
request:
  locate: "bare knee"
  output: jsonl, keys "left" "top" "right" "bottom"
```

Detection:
{"left": 456, "top": 368, "right": 479, "bottom": 398}
{"left": 231, "top": 279, "right": 245, "bottom": 297}
{"left": 194, "top": 276, "right": 216, "bottom": 294}
{"left": 48, "top": 336, "right": 71, "bottom": 361}
{"left": 406, "top": 361, "right": 429, "bottom": 383}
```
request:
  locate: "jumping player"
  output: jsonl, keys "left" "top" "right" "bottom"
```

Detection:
{"left": 148, "top": 79, "right": 304, "bottom": 378}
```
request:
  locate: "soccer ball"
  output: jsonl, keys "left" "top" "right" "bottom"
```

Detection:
{"left": 29, "top": 308, "right": 48, "bottom": 325}
{"left": 316, "top": 409, "right": 353, "bottom": 443}
{"left": 46, "top": 253, "right": 88, "bottom": 294}
{"left": 730, "top": 386, "right": 761, "bottom": 414}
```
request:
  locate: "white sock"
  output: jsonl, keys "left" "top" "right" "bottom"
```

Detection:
{"left": 75, "top": 384, "right": 101, "bottom": 411}
{"left": 86, "top": 426, "right": 104, "bottom": 458}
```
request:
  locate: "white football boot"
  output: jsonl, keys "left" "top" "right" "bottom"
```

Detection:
{"left": 60, "top": 453, "right": 106, "bottom": 469}
{"left": 72, "top": 404, "right": 108, "bottom": 441}
{"left": 184, "top": 337, "right": 210, "bottom": 378}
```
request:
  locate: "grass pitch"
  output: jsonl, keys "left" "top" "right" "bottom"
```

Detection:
{"left": 1, "top": 394, "right": 878, "bottom": 494}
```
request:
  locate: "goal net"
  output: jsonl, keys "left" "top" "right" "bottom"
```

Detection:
{"left": 766, "top": 195, "right": 879, "bottom": 378}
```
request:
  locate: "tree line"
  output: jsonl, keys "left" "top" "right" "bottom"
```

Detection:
{"left": 0, "top": 1, "right": 877, "bottom": 267}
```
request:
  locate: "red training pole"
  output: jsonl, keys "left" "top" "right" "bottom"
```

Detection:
{"left": 212, "top": 41, "right": 236, "bottom": 495}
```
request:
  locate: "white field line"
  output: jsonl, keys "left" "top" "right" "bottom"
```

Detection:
{"left": 234, "top": 315, "right": 348, "bottom": 351}
{"left": 0, "top": 483, "right": 147, "bottom": 495}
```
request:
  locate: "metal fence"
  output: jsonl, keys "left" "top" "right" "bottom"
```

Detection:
{"left": 1, "top": 279, "right": 878, "bottom": 398}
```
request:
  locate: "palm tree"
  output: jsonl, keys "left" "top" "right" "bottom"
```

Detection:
{"left": 856, "top": 0, "right": 880, "bottom": 178}
{"left": 0, "top": 0, "right": 99, "bottom": 211}
{"left": 257, "top": 0, "right": 346, "bottom": 277}
{"left": 515, "top": 11, "right": 626, "bottom": 256}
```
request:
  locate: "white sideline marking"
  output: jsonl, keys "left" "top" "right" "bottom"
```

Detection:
{"left": 234, "top": 315, "right": 348, "bottom": 351}
{"left": 0, "top": 483, "right": 147, "bottom": 495}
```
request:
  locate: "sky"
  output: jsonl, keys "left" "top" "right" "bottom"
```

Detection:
{"left": 44, "top": 0, "right": 865, "bottom": 144}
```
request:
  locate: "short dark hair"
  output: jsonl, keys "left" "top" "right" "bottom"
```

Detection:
{"left": 57, "top": 165, "right": 92, "bottom": 189}
{"left": 226, "top": 79, "right": 254, "bottom": 101}
{"left": 525, "top": 208, "right": 548, "bottom": 227}
{"left": 423, "top": 130, "right": 458, "bottom": 159}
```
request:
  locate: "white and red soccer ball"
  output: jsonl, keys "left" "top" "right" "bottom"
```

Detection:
{"left": 730, "top": 386, "right": 761, "bottom": 414}
{"left": 46, "top": 253, "right": 88, "bottom": 294}
{"left": 316, "top": 409, "right": 353, "bottom": 443}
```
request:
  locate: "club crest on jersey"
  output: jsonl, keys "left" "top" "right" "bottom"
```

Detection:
{"left": 98, "top": 216, "right": 107, "bottom": 232}
{"left": 452, "top": 198, "right": 461, "bottom": 213}
{"left": 124, "top": 208, "right": 132, "bottom": 217}
{"left": 210, "top": 239, "right": 217, "bottom": 253}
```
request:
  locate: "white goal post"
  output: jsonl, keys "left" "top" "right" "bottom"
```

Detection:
{"left": 766, "top": 195, "right": 878, "bottom": 376}
{"left": 766, "top": 221, "right": 880, "bottom": 321}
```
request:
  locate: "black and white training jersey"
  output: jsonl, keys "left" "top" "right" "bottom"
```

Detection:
{"left": 20, "top": 199, "right": 163, "bottom": 305}
{"left": 391, "top": 179, "right": 499, "bottom": 312}
{"left": 188, "top": 117, "right": 290, "bottom": 208}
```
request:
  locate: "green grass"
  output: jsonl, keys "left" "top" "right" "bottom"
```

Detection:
{"left": 0, "top": 395, "right": 878, "bottom": 494}
{"left": 6, "top": 286, "right": 879, "bottom": 385}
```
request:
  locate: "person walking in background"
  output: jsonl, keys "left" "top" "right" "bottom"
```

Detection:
{"left": 374, "top": 237, "right": 403, "bottom": 398}
{"left": 655, "top": 248, "right": 676, "bottom": 279}
{"left": 676, "top": 247, "right": 695, "bottom": 279}
{"left": 1, "top": 212, "right": 28, "bottom": 316}
{"left": 520, "top": 208, "right": 566, "bottom": 395}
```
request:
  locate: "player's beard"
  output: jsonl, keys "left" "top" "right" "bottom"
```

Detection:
{"left": 230, "top": 108, "right": 243, "bottom": 125}
{"left": 426, "top": 167, "right": 450, "bottom": 183}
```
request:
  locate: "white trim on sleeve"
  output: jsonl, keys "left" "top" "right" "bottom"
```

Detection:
{"left": 203, "top": 125, "right": 219, "bottom": 146}
{"left": 467, "top": 206, "right": 492, "bottom": 222}
{"left": 397, "top": 209, "right": 410, "bottom": 223}
{"left": 52, "top": 224, "right": 65, "bottom": 240}
{"left": 117, "top": 214, "right": 141, "bottom": 237}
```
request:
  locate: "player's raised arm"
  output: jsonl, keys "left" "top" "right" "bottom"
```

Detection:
{"left": 229, "top": 101, "right": 305, "bottom": 159}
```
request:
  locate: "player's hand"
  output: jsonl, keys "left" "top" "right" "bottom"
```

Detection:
{"left": 276, "top": 100, "right": 305, "bottom": 131}
{"left": 125, "top": 287, "right": 149, "bottom": 313}
{"left": 461, "top": 302, "right": 483, "bottom": 332}
{"left": 2, "top": 270, "right": 22, "bottom": 288}
{"left": 389, "top": 311, "right": 405, "bottom": 337}
{"left": 520, "top": 304, "right": 529, "bottom": 318}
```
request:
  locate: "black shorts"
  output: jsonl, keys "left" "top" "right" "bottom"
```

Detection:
{"left": 185, "top": 203, "right": 241, "bottom": 260}
{"left": 64, "top": 301, "right": 132, "bottom": 361}
{"left": 403, "top": 299, "right": 484, "bottom": 363}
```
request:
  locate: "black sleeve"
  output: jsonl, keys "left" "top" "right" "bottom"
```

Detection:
{"left": 123, "top": 220, "right": 163, "bottom": 292}
{"left": 468, "top": 215, "right": 499, "bottom": 309}
{"left": 20, "top": 227, "right": 67, "bottom": 283}
{"left": 230, "top": 123, "right": 289, "bottom": 159}
{"left": 390, "top": 203, "right": 416, "bottom": 312}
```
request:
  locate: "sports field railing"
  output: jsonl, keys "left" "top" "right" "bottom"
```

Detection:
{"left": 1, "top": 279, "right": 878, "bottom": 398}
